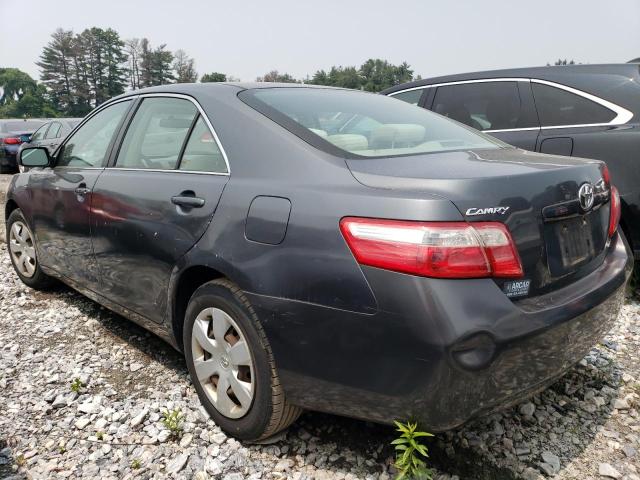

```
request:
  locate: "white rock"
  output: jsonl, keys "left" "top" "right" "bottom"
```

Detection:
{"left": 95, "top": 418, "right": 108, "bottom": 430}
{"left": 541, "top": 451, "right": 560, "bottom": 473}
{"left": 205, "top": 457, "right": 223, "bottom": 475}
{"left": 130, "top": 363, "right": 144, "bottom": 372}
{"left": 75, "top": 418, "right": 91, "bottom": 430}
{"left": 212, "top": 432, "right": 227, "bottom": 445}
{"left": 599, "top": 463, "right": 622, "bottom": 479}
{"left": 179, "top": 433, "right": 193, "bottom": 447}
{"left": 130, "top": 408, "right": 148, "bottom": 427}
{"left": 166, "top": 453, "right": 189, "bottom": 474}
{"left": 612, "top": 398, "right": 631, "bottom": 410}
{"left": 519, "top": 402, "right": 536, "bottom": 417}
{"left": 78, "top": 401, "right": 97, "bottom": 414}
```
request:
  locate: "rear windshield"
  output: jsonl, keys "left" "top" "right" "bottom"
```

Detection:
{"left": 1, "top": 120, "right": 45, "bottom": 133}
{"left": 239, "top": 88, "right": 502, "bottom": 158}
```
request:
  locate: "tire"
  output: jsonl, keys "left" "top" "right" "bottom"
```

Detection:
{"left": 184, "top": 279, "right": 302, "bottom": 441}
{"left": 6, "top": 209, "right": 55, "bottom": 290}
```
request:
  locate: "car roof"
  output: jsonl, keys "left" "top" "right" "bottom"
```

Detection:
{"left": 108, "top": 82, "right": 354, "bottom": 104}
{"left": 381, "top": 64, "right": 640, "bottom": 94}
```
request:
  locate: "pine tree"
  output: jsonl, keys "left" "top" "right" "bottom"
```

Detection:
{"left": 152, "top": 44, "right": 174, "bottom": 85}
{"left": 76, "top": 28, "right": 127, "bottom": 106}
{"left": 37, "top": 29, "right": 77, "bottom": 114}
{"left": 139, "top": 39, "right": 174, "bottom": 86}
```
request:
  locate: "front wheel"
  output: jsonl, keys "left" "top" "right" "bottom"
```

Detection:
{"left": 183, "top": 279, "right": 301, "bottom": 441}
{"left": 6, "top": 208, "right": 55, "bottom": 289}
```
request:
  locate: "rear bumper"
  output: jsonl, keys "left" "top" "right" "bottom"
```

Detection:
{"left": 247, "top": 231, "right": 632, "bottom": 430}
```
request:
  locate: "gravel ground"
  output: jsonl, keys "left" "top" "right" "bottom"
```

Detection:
{"left": 1, "top": 176, "right": 640, "bottom": 479}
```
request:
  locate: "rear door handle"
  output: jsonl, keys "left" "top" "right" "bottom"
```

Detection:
{"left": 171, "top": 195, "right": 205, "bottom": 208}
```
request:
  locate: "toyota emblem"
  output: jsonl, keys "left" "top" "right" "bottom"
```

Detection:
{"left": 578, "top": 182, "right": 595, "bottom": 211}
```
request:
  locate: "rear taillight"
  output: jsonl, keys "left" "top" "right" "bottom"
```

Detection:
{"left": 339, "top": 217, "right": 523, "bottom": 279}
{"left": 2, "top": 137, "right": 21, "bottom": 145}
{"left": 601, "top": 163, "right": 611, "bottom": 186}
{"left": 608, "top": 186, "right": 621, "bottom": 238}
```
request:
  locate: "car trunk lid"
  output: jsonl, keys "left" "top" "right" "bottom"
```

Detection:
{"left": 346, "top": 147, "right": 611, "bottom": 297}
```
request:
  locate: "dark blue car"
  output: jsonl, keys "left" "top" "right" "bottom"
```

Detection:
{"left": 0, "top": 119, "right": 47, "bottom": 173}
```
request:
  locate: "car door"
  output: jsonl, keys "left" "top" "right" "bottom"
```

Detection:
{"left": 530, "top": 80, "right": 620, "bottom": 157}
{"left": 27, "top": 99, "right": 133, "bottom": 288}
{"left": 41, "top": 121, "right": 63, "bottom": 154}
{"left": 23, "top": 123, "right": 50, "bottom": 149}
{"left": 91, "top": 94, "right": 229, "bottom": 324}
{"left": 429, "top": 80, "right": 540, "bottom": 150}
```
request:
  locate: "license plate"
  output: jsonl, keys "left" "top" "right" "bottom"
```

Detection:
{"left": 557, "top": 217, "right": 595, "bottom": 268}
{"left": 546, "top": 214, "right": 597, "bottom": 276}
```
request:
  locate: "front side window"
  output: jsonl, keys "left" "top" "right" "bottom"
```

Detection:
{"left": 432, "top": 82, "right": 534, "bottom": 131}
{"left": 532, "top": 82, "right": 616, "bottom": 127}
{"left": 116, "top": 97, "right": 197, "bottom": 170}
{"left": 58, "top": 100, "right": 131, "bottom": 168}
{"left": 45, "top": 122, "right": 62, "bottom": 139}
{"left": 30, "top": 124, "right": 49, "bottom": 142}
{"left": 178, "top": 116, "right": 227, "bottom": 173}
{"left": 391, "top": 89, "right": 424, "bottom": 105}
{"left": 239, "top": 88, "right": 501, "bottom": 158}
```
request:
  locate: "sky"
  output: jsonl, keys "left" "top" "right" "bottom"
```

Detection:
{"left": 1, "top": 0, "right": 639, "bottom": 82}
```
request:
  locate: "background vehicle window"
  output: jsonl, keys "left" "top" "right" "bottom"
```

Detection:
{"left": 58, "top": 100, "right": 131, "bottom": 168}
{"left": 531, "top": 82, "right": 616, "bottom": 126}
{"left": 178, "top": 116, "right": 227, "bottom": 173}
{"left": 432, "top": 82, "right": 532, "bottom": 131}
{"left": 30, "top": 124, "right": 49, "bottom": 142}
{"left": 116, "top": 97, "right": 197, "bottom": 170}
{"left": 391, "top": 89, "right": 424, "bottom": 105}
{"left": 45, "top": 122, "right": 62, "bottom": 139}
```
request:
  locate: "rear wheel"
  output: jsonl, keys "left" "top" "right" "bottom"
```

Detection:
{"left": 183, "top": 279, "right": 301, "bottom": 441}
{"left": 6, "top": 209, "right": 54, "bottom": 289}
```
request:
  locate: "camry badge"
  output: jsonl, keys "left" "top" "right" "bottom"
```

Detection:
{"left": 578, "top": 182, "right": 595, "bottom": 211}
{"left": 466, "top": 206, "right": 510, "bottom": 216}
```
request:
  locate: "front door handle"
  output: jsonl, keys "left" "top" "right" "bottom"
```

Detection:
{"left": 75, "top": 186, "right": 90, "bottom": 195}
{"left": 171, "top": 195, "right": 205, "bottom": 208}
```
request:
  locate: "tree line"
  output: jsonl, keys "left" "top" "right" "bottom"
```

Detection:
{"left": 0, "top": 26, "right": 422, "bottom": 118}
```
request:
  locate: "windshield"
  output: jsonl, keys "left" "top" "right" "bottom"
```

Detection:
{"left": 239, "top": 87, "right": 503, "bottom": 158}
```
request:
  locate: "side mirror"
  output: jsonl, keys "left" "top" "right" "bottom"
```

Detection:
{"left": 19, "top": 147, "right": 51, "bottom": 168}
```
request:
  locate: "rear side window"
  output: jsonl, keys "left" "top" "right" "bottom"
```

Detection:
{"left": 239, "top": 88, "right": 501, "bottom": 158}
{"left": 116, "top": 97, "right": 197, "bottom": 170}
{"left": 58, "top": 100, "right": 131, "bottom": 168}
{"left": 432, "top": 82, "right": 534, "bottom": 131}
{"left": 45, "top": 122, "right": 62, "bottom": 139}
{"left": 178, "top": 116, "right": 227, "bottom": 173}
{"left": 390, "top": 89, "right": 424, "bottom": 105}
{"left": 531, "top": 82, "right": 616, "bottom": 127}
{"left": 30, "top": 124, "right": 49, "bottom": 142}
